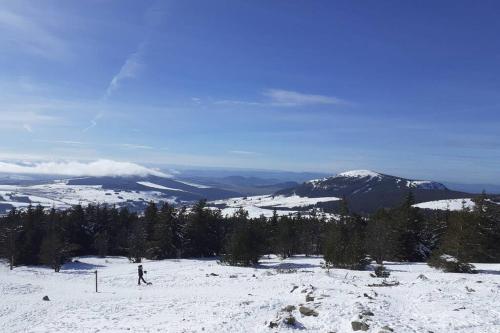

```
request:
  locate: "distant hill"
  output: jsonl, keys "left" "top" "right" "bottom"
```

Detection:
{"left": 276, "top": 170, "right": 473, "bottom": 214}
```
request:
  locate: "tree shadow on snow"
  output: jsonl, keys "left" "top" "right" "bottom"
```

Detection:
{"left": 61, "top": 261, "right": 106, "bottom": 271}
{"left": 476, "top": 269, "right": 500, "bottom": 276}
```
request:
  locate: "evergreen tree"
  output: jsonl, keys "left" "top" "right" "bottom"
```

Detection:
{"left": 39, "top": 208, "right": 71, "bottom": 272}
{"left": 324, "top": 198, "right": 368, "bottom": 270}
{"left": 394, "top": 192, "right": 427, "bottom": 261}
{"left": 0, "top": 208, "right": 22, "bottom": 269}
{"left": 128, "top": 216, "right": 146, "bottom": 263}
{"left": 222, "top": 209, "right": 264, "bottom": 266}
{"left": 366, "top": 208, "right": 395, "bottom": 264}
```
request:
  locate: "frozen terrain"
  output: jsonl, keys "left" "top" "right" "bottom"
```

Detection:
{"left": 413, "top": 198, "right": 475, "bottom": 211}
{"left": 210, "top": 194, "right": 340, "bottom": 218}
{"left": 0, "top": 183, "right": 176, "bottom": 211}
{"left": 1, "top": 256, "right": 499, "bottom": 333}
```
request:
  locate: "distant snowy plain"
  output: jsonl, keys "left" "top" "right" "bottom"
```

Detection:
{"left": 1, "top": 256, "right": 499, "bottom": 332}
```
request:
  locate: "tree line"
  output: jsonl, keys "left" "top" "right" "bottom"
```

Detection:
{"left": 1, "top": 192, "right": 499, "bottom": 272}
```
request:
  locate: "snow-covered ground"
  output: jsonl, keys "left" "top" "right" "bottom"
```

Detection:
{"left": 1, "top": 256, "right": 499, "bottom": 333}
{"left": 211, "top": 194, "right": 340, "bottom": 218}
{"left": 0, "top": 184, "right": 176, "bottom": 212}
{"left": 413, "top": 198, "right": 475, "bottom": 211}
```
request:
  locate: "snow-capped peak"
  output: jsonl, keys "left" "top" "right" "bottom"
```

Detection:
{"left": 336, "top": 170, "right": 381, "bottom": 179}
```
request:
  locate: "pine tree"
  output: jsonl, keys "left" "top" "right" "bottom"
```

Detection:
{"left": 324, "top": 198, "right": 368, "bottom": 270}
{"left": 366, "top": 209, "right": 394, "bottom": 264}
{"left": 128, "top": 216, "right": 147, "bottom": 263}
{"left": 222, "top": 209, "right": 263, "bottom": 266}
{"left": 39, "top": 208, "right": 72, "bottom": 272}
{"left": 394, "top": 191, "right": 427, "bottom": 261}
{"left": 0, "top": 208, "right": 22, "bottom": 269}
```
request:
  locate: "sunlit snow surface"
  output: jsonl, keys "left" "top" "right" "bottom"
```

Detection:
{"left": 337, "top": 170, "right": 381, "bottom": 178}
{"left": 0, "top": 183, "right": 176, "bottom": 210}
{"left": 413, "top": 198, "right": 475, "bottom": 211}
{"left": 1, "top": 256, "right": 499, "bottom": 332}
{"left": 211, "top": 194, "right": 340, "bottom": 218}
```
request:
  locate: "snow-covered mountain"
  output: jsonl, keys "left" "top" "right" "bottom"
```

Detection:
{"left": 276, "top": 170, "right": 471, "bottom": 213}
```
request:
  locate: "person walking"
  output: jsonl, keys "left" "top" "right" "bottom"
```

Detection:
{"left": 138, "top": 265, "right": 148, "bottom": 285}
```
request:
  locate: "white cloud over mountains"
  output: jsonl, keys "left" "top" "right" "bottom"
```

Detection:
{"left": 0, "top": 159, "right": 169, "bottom": 178}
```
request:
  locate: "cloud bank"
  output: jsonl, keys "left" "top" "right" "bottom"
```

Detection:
{"left": 0, "top": 159, "right": 170, "bottom": 178}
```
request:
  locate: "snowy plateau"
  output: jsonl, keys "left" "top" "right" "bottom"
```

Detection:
{"left": 210, "top": 194, "right": 341, "bottom": 218}
{"left": 1, "top": 256, "right": 499, "bottom": 332}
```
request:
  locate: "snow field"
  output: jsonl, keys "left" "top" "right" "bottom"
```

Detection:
{"left": 413, "top": 198, "right": 475, "bottom": 211}
{"left": 210, "top": 194, "right": 340, "bottom": 218}
{"left": 1, "top": 256, "right": 499, "bottom": 332}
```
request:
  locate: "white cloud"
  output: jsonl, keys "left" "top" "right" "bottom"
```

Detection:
{"left": 263, "top": 89, "right": 345, "bottom": 106}
{"left": 0, "top": 159, "right": 170, "bottom": 178}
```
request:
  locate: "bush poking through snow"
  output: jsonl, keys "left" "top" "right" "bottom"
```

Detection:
{"left": 374, "top": 265, "right": 390, "bottom": 278}
{"left": 428, "top": 254, "right": 476, "bottom": 273}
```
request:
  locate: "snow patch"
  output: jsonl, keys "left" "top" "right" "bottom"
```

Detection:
{"left": 413, "top": 198, "right": 475, "bottom": 211}
{"left": 337, "top": 170, "right": 381, "bottom": 179}
{"left": 211, "top": 194, "right": 340, "bottom": 219}
{"left": 407, "top": 180, "right": 446, "bottom": 190}
{"left": 137, "top": 181, "right": 186, "bottom": 192}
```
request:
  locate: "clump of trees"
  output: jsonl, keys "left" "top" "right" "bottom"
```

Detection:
{"left": 1, "top": 192, "right": 499, "bottom": 272}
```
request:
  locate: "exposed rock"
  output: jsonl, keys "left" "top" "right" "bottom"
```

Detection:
{"left": 351, "top": 321, "right": 369, "bottom": 331}
{"left": 305, "top": 294, "right": 315, "bottom": 302}
{"left": 229, "top": 275, "right": 237, "bottom": 278}
{"left": 417, "top": 274, "right": 429, "bottom": 281}
{"left": 268, "top": 321, "right": 278, "bottom": 328}
{"left": 42, "top": 296, "right": 50, "bottom": 301}
{"left": 367, "top": 280, "right": 400, "bottom": 287}
{"left": 379, "top": 325, "right": 394, "bottom": 332}
{"left": 299, "top": 306, "right": 318, "bottom": 317}
{"left": 282, "top": 305, "right": 296, "bottom": 312}
{"left": 363, "top": 293, "right": 374, "bottom": 300}
{"left": 465, "top": 286, "right": 475, "bottom": 292}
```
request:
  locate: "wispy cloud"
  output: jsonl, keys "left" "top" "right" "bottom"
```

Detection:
{"left": 229, "top": 150, "right": 259, "bottom": 155}
{"left": 105, "top": 48, "right": 144, "bottom": 98}
{"left": 0, "top": 7, "right": 69, "bottom": 59}
{"left": 0, "top": 111, "right": 60, "bottom": 132}
{"left": 117, "top": 143, "right": 154, "bottom": 150}
{"left": 104, "top": 2, "right": 167, "bottom": 99}
{"left": 216, "top": 89, "right": 348, "bottom": 108}
{"left": 0, "top": 159, "right": 170, "bottom": 178}
{"left": 35, "top": 139, "right": 87, "bottom": 146}
{"left": 23, "top": 124, "right": 33, "bottom": 132}
{"left": 83, "top": 113, "right": 103, "bottom": 132}
{"left": 264, "top": 89, "right": 346, "bottom": 107}
{"left": 34, "top": 140, "right": 159, "bottom": 151}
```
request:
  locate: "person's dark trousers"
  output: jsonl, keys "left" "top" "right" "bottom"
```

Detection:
{"left": 138, "top": 276, "right": 147, "bottom": 285}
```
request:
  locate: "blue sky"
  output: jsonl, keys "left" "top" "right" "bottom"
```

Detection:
{"left": 1, "top": 0, "right": 499, "bottom": 184}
